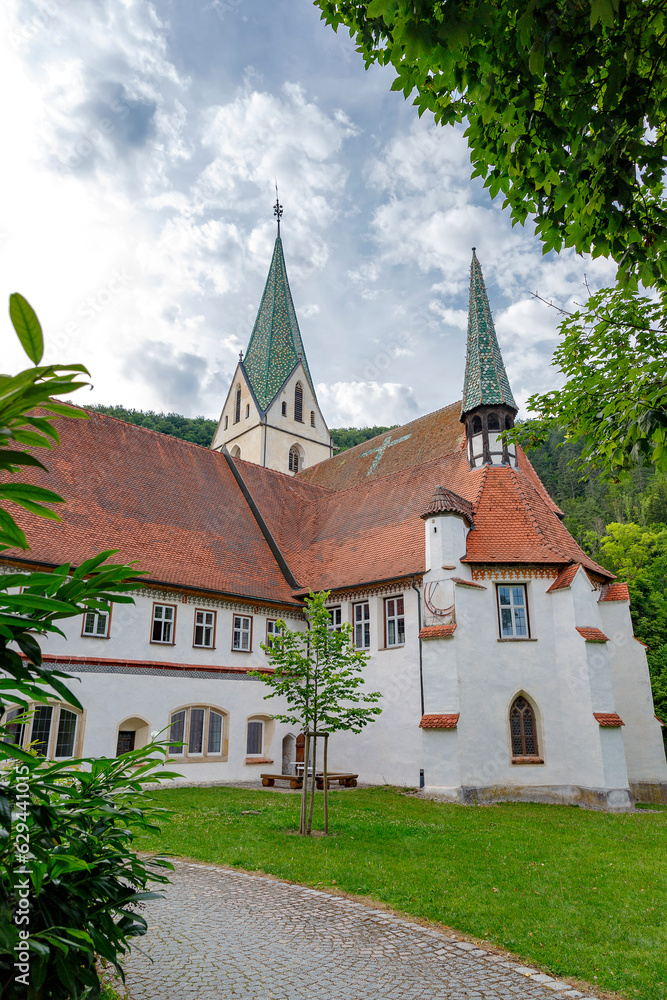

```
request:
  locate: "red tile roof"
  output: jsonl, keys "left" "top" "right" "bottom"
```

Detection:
{"left": 2, "top": 408, "right": 299, "bottom": 606}
{"left": 576, "top": 627, "right": 610, "bottom": 642}
{"left": 1, "top": 402, "right": 614, "bottom": 605}
{"left": 420, "top": 486, "right": 474, "bottom": 526}
{"left": 593, "top": 712, "right": 624, "bottom": 727}
{"left": 419, "top": 623, "right": 457, "bottom": 639}
{"left": 419, "top": 713, "right": 459, "bottom": 729}
{"left": 599, "top": 582, "right": 630, "bottom": 603}
{"left": 298, "top": 401, "right": 466, "bottom": 490}
{"left": 546, "top": 563, "right": 582, "bottom": 592}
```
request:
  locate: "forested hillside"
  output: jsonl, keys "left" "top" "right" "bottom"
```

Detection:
{"left": 88, "top": 406, "right": 667, "bottom": 726}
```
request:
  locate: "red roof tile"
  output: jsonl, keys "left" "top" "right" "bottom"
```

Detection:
{"left": 298, "top": 402, "right": 466, "bottom": 490}
{"left": 576, "top": 627, "right": 610, "bottom": 642}
{"left": 546, "top": 563, "right": 582, "bottom": 592}
{"left": 419, "top": 623, "right": 457, "bottom": 639}
{"left": 2, "top": 408, "right": 299, "bottom": 606}
{"left": 593, "top": 712, "right": 624, "bottom": 727}
{"left": 419, "top": 713, "right": 459, "bottom": 729}
{"left": 420, "top": 486, "right": 474, "bottom": 525}
{"left": 599, "top": 582, "right": 630, "bottom": 602}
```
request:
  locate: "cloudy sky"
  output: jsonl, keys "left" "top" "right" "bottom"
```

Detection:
{"left": 1, "top": 0, "right": 615, "bottom": 428}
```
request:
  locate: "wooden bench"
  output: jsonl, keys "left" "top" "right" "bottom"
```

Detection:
{"left": 261, "top": 773, "right": 303, "bottom": 788}
{"left": 316, "top": 773, "right": 358, "bottom": 789}
{"left": 261, "top": 772, "right": 359, "bottom": 790}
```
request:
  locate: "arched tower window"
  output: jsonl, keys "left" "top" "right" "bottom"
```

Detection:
{"left": 231, "top": 445, "right": 241, "bottom": 459}
{"left": 294, "top": 382, "right": 303, "bottom": 423}
{"left": 234, "top": 385, "right": 241, "bottom": 424}
{"left": 472, "top": 415, "right": 482, "bottom": 434}
{"left": 510, "top": 696, "right": 539, "bottom": 758}
{"left": 289, "top": 446, "right": 300, "bottom": 473}
{"left": 487, "top": 413, "right": 500, "bottom": 431}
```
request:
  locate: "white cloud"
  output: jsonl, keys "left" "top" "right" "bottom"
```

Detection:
{"left": 316, "top": 381, "right": 420, "bottom": 427}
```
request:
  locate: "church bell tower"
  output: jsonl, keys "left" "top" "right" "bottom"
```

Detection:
{"left": 211, "top": 200, "right": 333, "bottom": 475}
{"left": 460, "top": 249, "right": 518, "bottom": 468}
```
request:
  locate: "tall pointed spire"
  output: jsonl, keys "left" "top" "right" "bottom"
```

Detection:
{"left": 242, "top": 224, "right": 313, "bottom": 412}
{"left": 461, "top": 249, "right": 517, "bottom": 415}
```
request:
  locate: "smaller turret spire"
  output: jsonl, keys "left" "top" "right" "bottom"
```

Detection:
{"left": 462, "top": 249, "right": 516, "bottom": 414}
{"left": 461, "top": 250, "right": 518, "bottom": 468}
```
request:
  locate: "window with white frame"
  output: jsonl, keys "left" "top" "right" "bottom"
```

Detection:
{"left": 7, "top": 703, "right": 81, "bottom": 758}
{"left": 152, "top": 603, "right": 176, "bottom": 644}
{"left": 246, "top": 719, "right": 264, "bottom": 756}
{"left": 354, "top": 601, "right": 370, "bottom": 649}
{"left": 193, "top": 609, "right": 216, "bottom": 648}
{"left": 168, "top": 706, "right": 226, "bottom": 758}
{"left": 384, "top": 596, "right": 405, "bottom": 647}
{"left": 327, "top": 606, "right": 342, "bottom": 631}
{"left": 232, "top": 614, "right": 252, "bottom": 651}
{"left": 497, "top": 585, "right": 530, "bottom": 638}
{"left": 266, "top": 619, "right": 281, "bottom": 651}
{"left": 82, "top": 602, "right": 110, "bottom": 638}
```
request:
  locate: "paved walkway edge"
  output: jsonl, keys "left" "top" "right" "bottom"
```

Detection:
{"left": 162, "top": 858, "right": 603, "bottom": 1000}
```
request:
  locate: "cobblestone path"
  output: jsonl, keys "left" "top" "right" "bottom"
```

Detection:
{"left": 123, "top": 860, "right": 599, "bottom": 1000}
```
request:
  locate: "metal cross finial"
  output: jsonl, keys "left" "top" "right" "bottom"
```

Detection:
{"left": 239, "top": 350, "right": 244, "bottom": 362}
{"left": 274, "top": 182, "right": 283, "bottom": 237}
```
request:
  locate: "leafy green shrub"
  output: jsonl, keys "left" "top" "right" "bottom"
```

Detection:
{"left": 0, "top": 294, "right": 178, "bottom": 997}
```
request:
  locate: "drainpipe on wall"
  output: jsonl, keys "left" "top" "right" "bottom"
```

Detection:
{"left": 411, "top": 577, "right": 424, "bottom": 717}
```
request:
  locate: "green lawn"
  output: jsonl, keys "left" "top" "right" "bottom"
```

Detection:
{"left": 136, "top": 786, "right": 667, "bottom": 1000}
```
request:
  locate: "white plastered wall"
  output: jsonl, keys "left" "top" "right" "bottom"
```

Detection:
{"left": 598, "top": 597, "right": 667, "bottom": 795}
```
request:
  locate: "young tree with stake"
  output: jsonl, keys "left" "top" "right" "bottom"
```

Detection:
{"left": 255, "top": 591, "right": 381, "bottom": 835}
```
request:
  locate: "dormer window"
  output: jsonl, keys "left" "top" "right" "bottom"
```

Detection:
{"left": 294, "top": 382, "right": 303, "bottom": 423}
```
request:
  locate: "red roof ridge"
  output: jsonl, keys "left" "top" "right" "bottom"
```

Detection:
{"left": 419, "top": 713, "right": 459, "bottom": 729}
{"left": 79, "top": 405, "right": 218, "bottom": 452}
{"left": 576, "top": 626, "right": 610, "bottom": 642}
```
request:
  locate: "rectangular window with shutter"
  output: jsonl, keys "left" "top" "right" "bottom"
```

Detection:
{"left": 193, "top": 609, "right": 216, "bottom": 648}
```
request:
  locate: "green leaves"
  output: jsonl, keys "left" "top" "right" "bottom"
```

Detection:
{"left": 9, "top": 292, "right": 43, "bottom": 364}
{"left": 510, "top": 285, "right": 667, "bottom": 479}
{"left": 314, "top": 0, "right": 667, "bottom": 288}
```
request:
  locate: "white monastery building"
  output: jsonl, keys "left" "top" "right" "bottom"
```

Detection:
{"left": 3, "top": 225, "right": 666, "bottom": 809}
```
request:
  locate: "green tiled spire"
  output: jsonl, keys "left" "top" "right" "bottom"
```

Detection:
{"left": 461, "top": 249, "right": 517, "bottom": 415}
{"left": 243, "top": 236, "right": 314, "bottom": 411}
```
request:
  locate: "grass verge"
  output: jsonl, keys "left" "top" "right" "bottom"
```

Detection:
{"left": 136, "top": 786, "right": 666, "bottom": 1000}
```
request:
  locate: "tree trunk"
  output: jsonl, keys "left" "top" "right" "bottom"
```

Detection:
{"left": 323, "top": 732, "right": 329, "bottom": 836}
{"left": 307, "top": 731, "right": 317, "bottom": 835}
{"left": 299, "top": 732, "right": 310, "bottom": 835}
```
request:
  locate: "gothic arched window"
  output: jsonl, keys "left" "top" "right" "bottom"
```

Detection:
{"left": 487, "top": 413, "right": 500, "bottom": 431}
{"left": 294, "top": 382, "right": 303, "bottom": 423}
{"left": 234, "top": 385, "right": 241, "bottom": 424}
{"left": 289, "top": 446, "right": 300, "bottom": 473}
{"left": 510, "top": 696, "right": 539, "bottom": 758}
{"left": 472, "top": 415, "right": 482, "bottom": 434}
